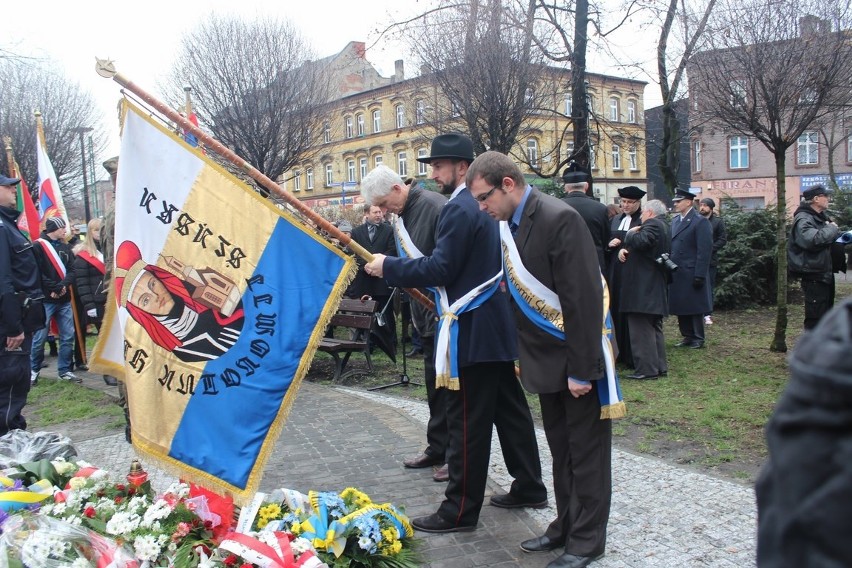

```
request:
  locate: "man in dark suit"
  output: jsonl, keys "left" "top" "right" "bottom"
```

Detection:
{"left": 668, "top": 189, "right": 713, "bottom": 348}
{"left": 468, "top": 151, "right": 611, "bottom": 568}
{"left": 561, "top": 168, "right": 609, "bottom": 272}
{"left": 618, "top": 199, "right": 671, "bottom": 380}
{"left": 606, "top": 186, "right": 645, "bottom": 367}
{"left": 364, "top": 134, "right": 546, "bottom": 534}
{"left": 347, "top": 205, "right": 396, "bottom": 342}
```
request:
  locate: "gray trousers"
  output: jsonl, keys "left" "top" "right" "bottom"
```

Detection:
{"left": 627, "top": 313, "right": 668, "bottom": 376}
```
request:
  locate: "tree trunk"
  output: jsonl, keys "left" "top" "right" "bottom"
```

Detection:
{"left": 571, "top": 0, "right": 591, "bottom": 195}
{"left": 657, "top": 103, "right": 681, "bottom": 196}
{"left": 770, "top": 151, "right": 788, "bottom": 352}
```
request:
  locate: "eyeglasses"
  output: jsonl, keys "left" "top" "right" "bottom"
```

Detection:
{"left": 474, "top": 185, "right": 502, "bottom": 202}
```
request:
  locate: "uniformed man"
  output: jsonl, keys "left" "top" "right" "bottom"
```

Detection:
{"left": 0, "top": 174, "right": 45, "bottom": 435}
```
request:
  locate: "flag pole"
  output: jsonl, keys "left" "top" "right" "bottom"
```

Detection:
{"left": 3, "top": 137, "right": 17, "bottom": 177}
{"left": 95, "top": 59, "right": 435, "bottom": 312}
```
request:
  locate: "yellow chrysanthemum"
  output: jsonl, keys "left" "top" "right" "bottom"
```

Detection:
{"left": 257, "top": 517, "right": 269, "bottom": 529}
{"left": 381, "top": 528, "right": 397, "bottom": 542}
{"left": 259, "top": 503, "right": 282, "bottom": 520}
{"left": 290, "top": 522, "right": 302, "bottom": 535}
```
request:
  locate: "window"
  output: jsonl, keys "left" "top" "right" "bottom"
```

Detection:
{"left": 609, "top": 98, "right": 620, "bottom": 122}
{"left": 345, "top": 116, "right": 353, "bottom": 139}
{"left": 395, "top": 104, "right": 406, "bottom": 129}
{"left": 415, "top": 100, "right": 426, "bottom": 125}
{"left": 451, "top": 101, "right": 461, "bottom": 118}
{"left": 359, "top": 157, "right": 368, "bottom": 179}
{"left": 848, "top": 129, "right": 852, "bottom": 162}
{"left": 374, "top": 155, "right": 383, "bottom": 168}
{"left": 356, "top": 114, "right": 365, "bottom": 136}
{"left": 692, "top": 140, "right": 702, "bottom": 173}
{"left": 524, "top": 87, "right": 535, "bottom": 106}
{"left": 612, "top": 144, "right": 621, "bottom": 169}
{"left": 347, "top": 159, "right": 356, "bottom": 182}
{"left": 729, "top": 136, "right": 749, "bottom": 169}
{"left": 797, "top": 131, "right": 818, "bottom": 165}
{"left": 627, "top": 100, "right": 637, "bottom": 123}
{"left": 325, "top": 164, "right": 333, "bottom": 186}
{"left": 566, "top": 141, "right": 575, "bottom": 158}
{"left": 372, "top": 109, "right": 382, "bottom": 133}
{"left": 565, "top": 93, "right": 573, "bottom": 116}
{"left": 587, "top": 95, "right": 595, "bottom": 114}
{"left": 418, "top": 148, "right": 428, "bottom": 175}
{"left": 397, "top": 151, "right": 408, "bottom": 176}
{"left": 306, "top": 168, "right": 314, "bottom": 189}
{"left": 323, "top": 122, "right": 331, "bottom": 143}
{"left": 629, "top": 145, "right": 638, "bottom": 170}
{"left": 526, "top": 138, "right": 538, "bottom": 164}
{"left": 293, "top": 170, "right": 301, "bottom": 191}
{"left": 590, "top": 143, "right": 597, "bottom": 170}
{"left": 730, "top": 81, "right": 747, "bottom": 108}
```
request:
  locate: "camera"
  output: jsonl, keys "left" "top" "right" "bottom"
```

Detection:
{"left": 655, "top": 253, "right": 678, "bottom": 272}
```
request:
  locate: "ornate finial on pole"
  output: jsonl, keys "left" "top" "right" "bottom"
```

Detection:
{"left": 95, "top": 58, "right": 117, "bottom": 79}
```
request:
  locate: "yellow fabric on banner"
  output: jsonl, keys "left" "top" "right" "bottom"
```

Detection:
{"left": 127, "top": 164, "right": 279, "bottom": 451}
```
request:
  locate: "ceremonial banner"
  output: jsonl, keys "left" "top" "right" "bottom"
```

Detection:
{"left": 91, "top": 100, "right": 354, "bottom": 502}
{"left": 15, "top": 175, "right": 39, "bottom": 240}
{"left": 35, "top": 128, "right": 70, "bottom": 228}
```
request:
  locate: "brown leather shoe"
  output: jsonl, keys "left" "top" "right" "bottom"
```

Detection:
{"left": 403, "top": 452, "right": 443, "bottom": 469}
{"left": 433, "top": 463, "right": 449, "bottom": 482}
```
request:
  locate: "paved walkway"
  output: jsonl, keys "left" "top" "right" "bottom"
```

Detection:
{"left": 37, "top": 360, "right": 758, "bottom": 568}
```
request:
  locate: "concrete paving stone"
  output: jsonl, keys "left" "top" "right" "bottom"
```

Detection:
{"left": 48, "top": 364, "right": 759, "bottom": 568}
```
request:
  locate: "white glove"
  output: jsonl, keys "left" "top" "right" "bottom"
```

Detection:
{"left": 87, "top": 308, "right": 98, "bottom": 318}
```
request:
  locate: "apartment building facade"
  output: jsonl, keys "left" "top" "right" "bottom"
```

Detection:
{"left": 280, "top": 42, "right": 648, "bottom": 208}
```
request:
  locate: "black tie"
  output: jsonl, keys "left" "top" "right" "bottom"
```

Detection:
{"left": 368, "top": 224, "right": 376, "bottom": 242}
{"left": 509, "top": 221, "right": 519, "bottom": 236}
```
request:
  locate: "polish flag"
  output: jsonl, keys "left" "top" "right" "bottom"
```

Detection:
{"left": 36, "top": 130, "right": 70, "bottom": 228}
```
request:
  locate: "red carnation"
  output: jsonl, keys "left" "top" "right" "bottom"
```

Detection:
{"left": 223, "top": 554, "right": 238, "bottom": 566}
{"left": 84, "top": 506, "right": 96, "bottom": 518}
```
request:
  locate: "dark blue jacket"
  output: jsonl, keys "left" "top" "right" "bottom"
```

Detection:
{"left": 668, "top": 208, "right": 713, "bottom": 315}
{"left": 0, "top": 206, "right": 42, "bottom": 337}
{"left": 383, "top": 188, "right": 518, "bottom": 367}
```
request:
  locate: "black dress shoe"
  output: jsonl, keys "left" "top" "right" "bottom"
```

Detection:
{"left": 411, "top": 513, "right": 476, "bottom": 533}
{"left": 520, "top": 535, "right": 562, "bottom": 553}
{"left": 75, "top": 364, "right": 89, "bottom": 371}
{"left": 626, "top": 373, "right": 658, "bottom": 380}
{"left": 406, "top": 347, "right": 423, "bottom": 357}
{"left": 689, "top": 341, "right": 705, "bottom": 349}
{"left": 659, "top": 371, "right": 668, "bottom": 377}
{"left": 103, "top": 376, "right": 119, "bottom": 386}
{"left": 675, "top": 340, "right": 696, "bottom": 347}
{"left": 490, "top": 493, "right": 548, "bottom": 509}
{"left": 547, "top": 552, "right": 604, "bottom": 568}
{"left": 433, "top": 463, "right": 449, "bottom": 482}
{"left": 403, "top": 452, "right": 443, "bottom": 469}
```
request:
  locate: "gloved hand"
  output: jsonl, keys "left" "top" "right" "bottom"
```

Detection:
{"left": 692, "top": 277, "right": 705, "bottom": 289}
{"left": 87, "top": 308, "right": 98, "bottom": 318}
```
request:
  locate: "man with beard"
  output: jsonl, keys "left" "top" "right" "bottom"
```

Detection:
{"left": 364, "top": 133, "right": 546, "bottom": 533}
{"left": 787, "top": 185, "right": 840, "bottom": 330}
{"left": 668, "top": 189, "right": 712, "bottom": 348}
{"left": 606, "top": 186, "right": 645, "bottom": 365}
{"left": 360, "top": 168, "right": 449, "bottom": 481}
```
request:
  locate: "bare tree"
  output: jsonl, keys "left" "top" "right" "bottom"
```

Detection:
{"left": 166, "top": 15, "right": 331, "bottom": 185}
{"left": 690, "top": 0, "right": 852, "bottom": 351}
{"left": 0, "top": 59, "right": 106, "bottom": 201}
{"left": 656, "top": 0, "right": 717, "bottom": 196}
{"left": 403, "top": 0, "right": 548, "bottom": 156}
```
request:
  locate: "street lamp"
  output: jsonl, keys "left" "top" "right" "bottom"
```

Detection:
{"left": 71, "top": 126, "right": 94, "bottom": 222}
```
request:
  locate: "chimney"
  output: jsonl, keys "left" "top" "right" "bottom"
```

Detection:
{"left": 394, "top": 60, "right": 405, "bottom": 81}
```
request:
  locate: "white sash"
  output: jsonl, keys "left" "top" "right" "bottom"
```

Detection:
{"left": 35, "top": 238, "right": 67, "bottom": 278}
{"left": 394, "top": 215, "right": 501, "bottom": 390}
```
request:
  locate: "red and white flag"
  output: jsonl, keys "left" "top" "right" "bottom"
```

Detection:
{"left": 36, "top": 129, "right": 70, "bottom": 228}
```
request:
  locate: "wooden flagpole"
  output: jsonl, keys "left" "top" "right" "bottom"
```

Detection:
{"left": 95, "top": 59, "right": 434, "bottom": 312}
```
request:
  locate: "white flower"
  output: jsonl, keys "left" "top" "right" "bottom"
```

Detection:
{"left": 51, "top": 459, "right": 75, "bottom": 475}
{"left": 291, "top": 537, "right": 313, "bottom": 555}
{"left": 133, "top": 534, "right": 162, "bottom": 562}
{"left": 21, "top": 530, "right": 71, "bottom": 565}
{"left": 105, "top": 511, "right": 141, "bottom": 536}
{"left": 141, "top": 499, "right": 172, "bottom": 527}
{"left": 68, "top": 477, "right": 87, "bottom": 490}
{"left": 71, "top": 558, "right": 94, "bottom": 568}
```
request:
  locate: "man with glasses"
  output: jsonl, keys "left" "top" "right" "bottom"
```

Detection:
{"left": 788, "top": 184, "right": 840, "bottom": 329}
{"left": 467, "top": 151, "right": 611, "bottom": 568}
{"left": 364, "top": 133, "right": 546, "bottom": 534}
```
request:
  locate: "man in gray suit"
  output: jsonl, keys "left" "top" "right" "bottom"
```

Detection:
{"left": 467, "top": 151, "right": 611, "bottom": 568}
{"left": 668, "top": 189, "right": 713, "bottom": 348}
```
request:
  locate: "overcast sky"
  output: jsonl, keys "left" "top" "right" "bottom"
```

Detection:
{"left": 4, "top": 0, "right": 663, "bottom": 179}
